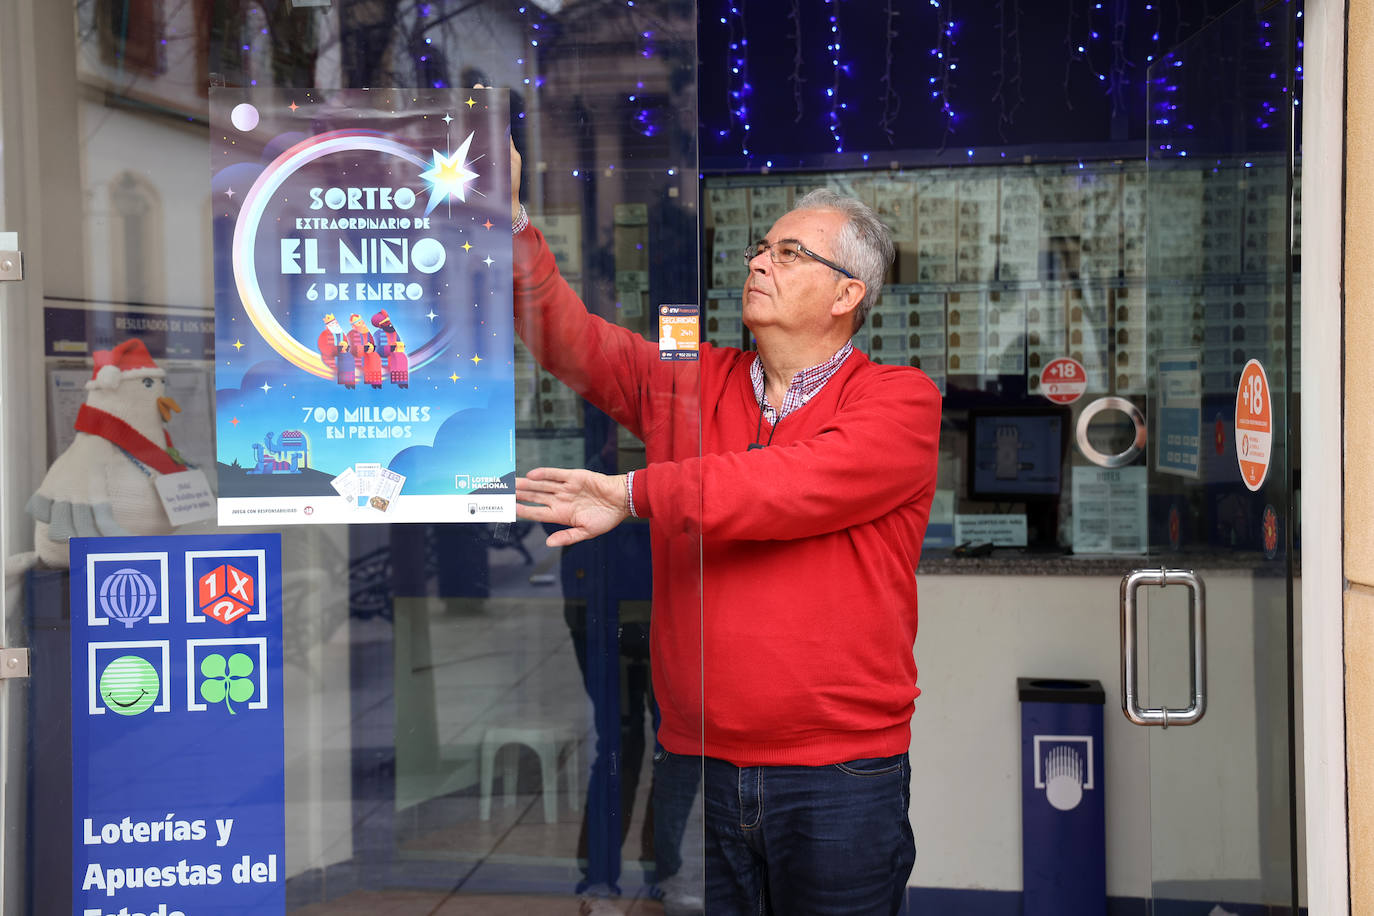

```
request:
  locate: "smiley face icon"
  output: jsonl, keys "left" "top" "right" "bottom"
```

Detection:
{"left": 99, "top": 655, "right": 160, "bottom": 716}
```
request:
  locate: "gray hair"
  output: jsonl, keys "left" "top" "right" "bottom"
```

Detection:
{"left": 792, "top": 188, "right": 894, "bottom": 333}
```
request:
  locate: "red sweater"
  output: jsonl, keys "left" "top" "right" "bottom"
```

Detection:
{"left": 514, "top": 223, "right": 942, "bottom": 766}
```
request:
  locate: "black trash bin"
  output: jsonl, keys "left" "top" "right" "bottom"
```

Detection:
{"left": 1018, "top": 677, "right": 1106, "bottom": 916}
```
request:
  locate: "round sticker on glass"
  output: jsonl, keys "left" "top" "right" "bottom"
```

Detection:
{"left": 1234, "top": 359, "right": 1272, "bottom": 491}
{"left": 1041, "top": 356, "right": 1087, "bottom": 404}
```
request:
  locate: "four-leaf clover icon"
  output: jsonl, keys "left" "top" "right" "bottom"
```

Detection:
{"left": 199, "top": 652, "right": 255, "bottom": 714}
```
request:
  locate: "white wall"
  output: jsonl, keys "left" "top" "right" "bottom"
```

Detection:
{"left": 911, "top": 571, "right": 1293, "bottom": 901}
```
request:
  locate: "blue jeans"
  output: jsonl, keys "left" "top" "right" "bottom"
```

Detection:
{"left": 655, "top": 750, "right": 915, "bottom": 915}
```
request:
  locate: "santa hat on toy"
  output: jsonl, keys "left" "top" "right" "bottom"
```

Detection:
{"left": 87, "top": 339, "right": 165, "bottom": 390}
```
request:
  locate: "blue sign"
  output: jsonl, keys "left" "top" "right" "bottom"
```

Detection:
{"left": 71, "top": 534, "right": 284, "bottom": 916}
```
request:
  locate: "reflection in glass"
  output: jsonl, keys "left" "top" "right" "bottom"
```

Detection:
{"left": 33, "top": 0, "right": 705, "bottom": 913}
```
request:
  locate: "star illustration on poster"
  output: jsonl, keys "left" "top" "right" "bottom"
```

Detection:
{"left": 210, "top": 89, "right": 516, "bottom": 525}
{"left": 420, "top": 132, "right": 481, "bottom": 213}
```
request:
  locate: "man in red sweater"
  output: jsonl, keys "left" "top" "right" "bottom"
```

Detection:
{"left": 510, "top": 145, "right": 941, "bottom": 914}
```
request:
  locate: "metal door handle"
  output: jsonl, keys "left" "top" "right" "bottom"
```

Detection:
{"left": 1120, "top": 568, "right": 1206, "bottom": 727}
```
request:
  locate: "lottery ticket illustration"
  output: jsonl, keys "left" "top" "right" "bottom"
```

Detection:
{"left": 330, "top": 467, "right": 360, "bottom": 507}
{"left": 354, "top": 462, "right": 381, "bottom": 507}
{"left": 370, "top": 468, "right": 406, "bottom": 512}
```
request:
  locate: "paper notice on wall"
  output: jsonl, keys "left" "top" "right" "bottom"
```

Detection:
{"left": 1156, "top": 351, "right": 1202, "bottom": 478}
{"left": 954, "top": 513, "right": 1028, "bottom": 547}
{"left": 1071, "top": 465, "right": 1147, "bottom": 554}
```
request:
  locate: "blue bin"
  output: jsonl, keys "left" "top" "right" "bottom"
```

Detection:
{"left": 1018, "top": 677, "right": 1106, "bottom": 916}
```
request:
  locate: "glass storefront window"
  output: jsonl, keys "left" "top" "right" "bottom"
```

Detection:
{"left": 0, "top": 2, "right": 1308, "bottom": 913}
{"left": 2, "top": 2, "right": 703, "bottom": 912}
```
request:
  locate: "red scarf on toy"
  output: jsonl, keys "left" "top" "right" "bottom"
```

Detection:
{"left": 73, "top": 405, "right": 188, "bottom": 475}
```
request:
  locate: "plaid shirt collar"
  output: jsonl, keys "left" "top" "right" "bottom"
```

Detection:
{"left": 750, "top": 341, "right": 855, "bottom": 425}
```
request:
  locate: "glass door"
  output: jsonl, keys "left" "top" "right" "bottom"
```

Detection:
{"left": 1133, "top": 0, "right": 1300, "bottom": 910}
{"left": 0, "top": 1, "right": 705, "bottom": 914}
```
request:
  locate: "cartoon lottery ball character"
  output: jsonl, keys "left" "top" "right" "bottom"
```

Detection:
{"left": 99, "top": 655, "right": 160, "bottom": 716}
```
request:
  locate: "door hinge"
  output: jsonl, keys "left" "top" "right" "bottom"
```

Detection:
{"left": 0, "top": 649, "right": 30, "bottom": 679}
{"left": 0, "top": 251, "right": 21, "bottom": 282}
{"left": 0, "top": 232, "right": 22, "bottom": 282}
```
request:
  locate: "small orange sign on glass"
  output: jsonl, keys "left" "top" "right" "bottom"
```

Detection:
{"left": 659, "top": 304, "right": 699, "bottom": 361}
{"left": 1234, "top": 358, "right": 1272, "bottom": 492}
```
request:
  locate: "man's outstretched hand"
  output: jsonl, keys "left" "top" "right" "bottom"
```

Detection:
{"left": 515, "top": 467, "right": 630, "bottom": 547}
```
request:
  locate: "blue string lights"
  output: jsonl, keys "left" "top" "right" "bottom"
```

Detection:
{"left": 700, "top": 0, "right": 1300, "bottom": 168}
{"left": 1257, "top": 7, "right": 1302, "bottom": 130}
{"left": 1145, "top": 0, "right": 1161, "bottom": 64}
{"left": 724, "top": 2, "right": 753, "bottom": 158}
{"left": 1295, "top": 6, "right": 1304, "bottom": 117}
{"left": 929, "top": 0, "right": 958, "bottom": 146}
{"left": 1151, "top": 54, "right": 1182, "bottom": 157}
{"left": 1257, "top": 16, "right": 1277, "bottom": 131}
{"left": 1063, "top": 0, "right": 1103, "bottom": 99}
{"left": 632, "top": 24, "right": 657, "bottom": 138}
{"left": 825, "top": 0, "right": 848, "bottom": 153}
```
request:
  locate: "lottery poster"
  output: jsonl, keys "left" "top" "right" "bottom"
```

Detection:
{"left": 210, "top": 88, "right": 515, "bottom": 524}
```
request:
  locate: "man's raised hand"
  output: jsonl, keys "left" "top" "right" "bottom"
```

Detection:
{"left": 515, "top": 467, "right": 630, "bottom": 547}
{"left": 473, "top": 82, "right": 522, "bottom": 222}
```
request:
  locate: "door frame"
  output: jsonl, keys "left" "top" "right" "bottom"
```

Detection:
{"left": 1300, "top": 0, "right": 1349, "bottom": 910}
{"left": 0, "top": 0, "right": 51, "bottom": 910}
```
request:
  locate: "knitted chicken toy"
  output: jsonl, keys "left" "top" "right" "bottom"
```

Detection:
{"left": 26, "top": 339, "right": 188, "bottom": 568}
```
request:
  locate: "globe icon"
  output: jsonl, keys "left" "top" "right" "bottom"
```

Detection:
{"left": 98, "top": 568, "right": 159, "bottom": 628}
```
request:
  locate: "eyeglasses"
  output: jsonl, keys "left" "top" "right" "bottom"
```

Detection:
{"left": 743, "top": 238, "right": 855, "bottom": 279}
